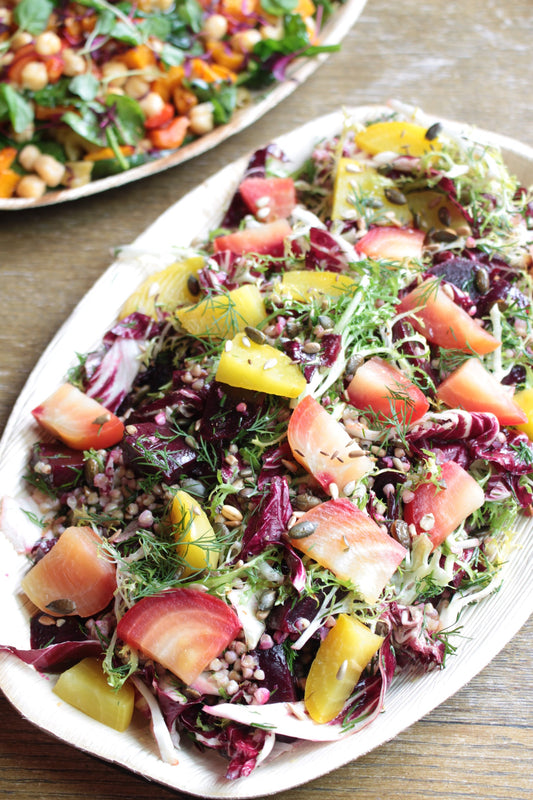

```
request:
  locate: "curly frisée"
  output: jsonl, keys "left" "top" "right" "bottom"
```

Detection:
{"left": 1, "top": 108, "right": 533, "bottom": 780}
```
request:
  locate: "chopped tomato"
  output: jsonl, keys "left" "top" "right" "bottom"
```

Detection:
{"left": 355, "top": 226, "right": 425, "bottom": 261}
{"left": 148, "top": 115, "right": 189, "bottom": 150}
{"left": 21, "top": 526, "right": 116, "bottom": 618}
{"left": 239, "top": 177, "right": 296, "bottom": 222}
{"left": 32, "top": 383, "right": 124, "bottom": 451}
{"left": 288, "top": 499, "right": 406, "bottom": 603}
{"left": 144, "top": 103, "right": 175, "bottom": 130}
{"left": 287, "top": 395, "right": 373, "bottom": 496}
{"left": 397, "top": 278, "right": 501, "bottom": 354}
{"left": 117, "top": 588, "right": 241, "bottom": 685}
{"left": 347, "top": 356, "right": 429, "bottom": 425}
{"left": 403, "top": 461, "right": 485, "bottom": 550}
{"left": 437, "top": 358, "right": 528, "bottom": 426}
{"left": 212, "top": 218, "right": 292, "bottom": 257}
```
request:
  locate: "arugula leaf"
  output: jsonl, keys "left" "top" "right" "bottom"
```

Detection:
{"left": 0, "top": 85, "right": 34, "bottom": 134}
{"left": 260, "top": 0, "right": 298, "bottom": 15}
{"left": 14, "top": 0, "right": 54, "bottom": 35}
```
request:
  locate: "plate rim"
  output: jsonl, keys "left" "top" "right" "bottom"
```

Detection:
{"left": 1, "top": 102, "right": 532, "bottom": 798}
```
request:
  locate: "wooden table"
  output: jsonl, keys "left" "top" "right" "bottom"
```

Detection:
{"left": 1, "top": 1, "right": 532, "bottom": 798}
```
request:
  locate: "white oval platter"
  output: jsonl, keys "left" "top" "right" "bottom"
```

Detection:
{"left": 0, "top": 103, "right": 532, "bottom": 799}
{"left": 0, "top": 0, "right": 367, "bottom": 211}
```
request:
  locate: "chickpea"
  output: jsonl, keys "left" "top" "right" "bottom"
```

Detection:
{"left": 16, "top": 174, "right": 47, "bottom": 200}
{"left": 202, "top": 14, "right": 228, "bottom": 41}
{"left": 20, "top": 61, "right": 48, "bottom": 91}
{"left": 62, "top": 48, "right": 86, "bottom": 77}
{"left": 33, "top": 154, "right": 66, "bottom": 188}
{"left": 189, "top": 102, "right": 214, "bottom": 136}
{"left": 139, "top": 91, "right": 165, "bottom": 118}
{"left": 18, "top": 144, "right": 41, "bottom": 172}
{"left": 260, "top": 22, "right": 284, "bottom": 41}
{"left": 101, "top": 61, "right": 128, "bottom": 87}
{"left": 11, "top": 31, "right": 33, "bottom": 51}
{"left": 35, "top": 31, "right": 62, "bottom": 56}
{"left": 0, "top": 9, "right": 13, "bottom": 25}
{"left": 231, "top": 30, "right": 262, "bottom": 54}
{"left": 154, "top": 0, "right": 174, "bottom": 10}
{"left": 12, "top": 123, "right": 35, "bottom": 144}
{"left": 124, "top": 75, "right": 150, "bottom": 99}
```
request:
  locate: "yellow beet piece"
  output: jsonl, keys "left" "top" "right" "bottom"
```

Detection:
{"left": 355, "top": 120, "right": 442, "bottom": 157}
{"left": 118, "top": 256, "right": 204, "bottom": 320}
{"left": 171, "top": 490, "right": 219, "bottom": 577}
{"left": 176, "top": 283, "right": 267, "bottom": 339}
{"left": 332, "top": 160, "right": 413, "bottom": 225}
{"left": 53, "top": 657, "right": 135, "bottom": 732}
{"left": 216, "top": 331, "right": 306, "bottom": 398}
{"left": 407, "top": 190, "right": 471, "bottom": 235}
{"left": 513, "top": 388, "right": 533, "bottom": 440}
{"left": 304, "top": 614, "right": 384, "bottom": 724}
{"left": 277, "top": 270, "right": 355, "bottom": 301}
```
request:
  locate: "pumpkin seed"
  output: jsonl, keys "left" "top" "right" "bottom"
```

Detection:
{"left": 474, "top": 266, "right": 490, "bottom": 294}
{"left": 425, "top": 122, "right": 442, "bottom": 141}
{"left": 384, "top": 187, "right": 407, "bottom": 206}
{"left": 187, "top": 274, "right": 200, "bottom": 296}
{"left": 437, "top": 206, "right": 451, "bottom": 227}
{"left": 46, "top": 599, "right": 77, "bottom": 615}
{"left": 289, "top": 520, "right": 319, "bottom": 539}
{"left": 244, "top": 325, "right": 266, "bottom": 345}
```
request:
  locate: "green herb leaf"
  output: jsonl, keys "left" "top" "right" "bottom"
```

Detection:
{"left": 61, "top": 107, "right": 105, "bottom": 146}
{"left": 160, "top": 44, "right": 186, "bottom": 68}
{"left": 14, "top": 0, "right": 54, "bottom": 35}
{"left": 0, "top": 84, "right": 34, "bottom": 134}
{"left": 106, "top": 95, "right": 145, "bottom": 145}
{"left": 69, "top": 74, "right": 100, "bottom": 102}
{"left": 260, "top": 0, "right": 298, "bottom": 16}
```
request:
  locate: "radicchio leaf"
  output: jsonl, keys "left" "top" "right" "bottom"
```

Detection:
{"left": 240, "top": 475, "right": 292, "bottom": 558}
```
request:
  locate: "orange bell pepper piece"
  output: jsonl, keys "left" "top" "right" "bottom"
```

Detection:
{"left": 0, "top": 170, "right": 21, "bottom": 199}
{"left": 121, "top": 44, "right": 157, "bottom": 71}
{"left": 83, "top": 146, "right": 135, "bottom": 162}
{"left": 148, "top": 116, "right": 189, "bottom": 150}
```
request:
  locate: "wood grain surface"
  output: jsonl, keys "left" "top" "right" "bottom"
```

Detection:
{"left": 1, "top": 1, "right": 532, "bottom": 798}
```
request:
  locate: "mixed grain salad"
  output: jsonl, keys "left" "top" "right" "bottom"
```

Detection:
{"left": 1, "top": 109, "right": 532, "bottom": 780}
{"left": 0, "top": 0, "right": 340, "bottom": 199}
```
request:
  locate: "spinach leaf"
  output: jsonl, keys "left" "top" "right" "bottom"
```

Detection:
{"left": 14, "top": 0, "right": 54, "bottom": 35}
{"left": 61, "top": 107, "right": 105, "bottom": 146}
{"left": 187, "top": 79, "right": 237, "bottom": 126}
{"left": 160, "top": 44, "right": 186, "bottom": 68}
{"left": 260, "top": 0, "right": 298, "bottom": 16}
{"left": 69, "top": 74, "right": 100, "bottom": 102}
{"left": 107, "top": 95, "right": 145, "bottom": 145}
{"left": 0, "top": 85, "right": 34, "bottom": 133}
